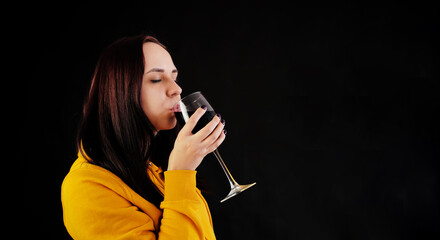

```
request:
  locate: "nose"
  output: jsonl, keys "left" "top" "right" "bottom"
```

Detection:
{"left": 167, "top": 79, "right": 182, "bottom": 98}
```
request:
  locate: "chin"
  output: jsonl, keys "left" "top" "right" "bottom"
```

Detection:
{"left": 156, "top": 118, "right": 177, "bottom": 131}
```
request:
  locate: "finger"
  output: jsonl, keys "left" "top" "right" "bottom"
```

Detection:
{"left": 181, "top": 106, "right": 207, "bottom": 134}
{"left": 206, "top": 129, "right": 226, "bottom": 153}
{"left": 202, "top": 119, "right": 225, "bottom": 145}
{"left": 194, "top": 113, "right": 221, "bottom": 139}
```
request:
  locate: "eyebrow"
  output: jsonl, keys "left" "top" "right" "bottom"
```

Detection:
{"left": 145, "top": 68, "right": 178, "bottom": 74}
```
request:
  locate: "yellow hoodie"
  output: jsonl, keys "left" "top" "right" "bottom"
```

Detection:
{"left": 61, "top": 152, "right": 216, "bottom": 239}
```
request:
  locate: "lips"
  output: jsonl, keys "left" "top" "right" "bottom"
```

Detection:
{"left": 170, "top": 101, "right": 181, "bottom": 112}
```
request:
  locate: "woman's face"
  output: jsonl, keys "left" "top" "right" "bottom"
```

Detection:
{"left": 140, "top": 42, "right": 182, "bottom": 132}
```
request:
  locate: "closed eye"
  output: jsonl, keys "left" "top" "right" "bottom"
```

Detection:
{"left": 151, "top": 79, "right": 161, "bottom": 83}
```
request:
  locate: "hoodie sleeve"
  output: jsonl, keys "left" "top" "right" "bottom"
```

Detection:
{"left": 62, "top": 166, "right": 215, "bottom": 240}
{"left": 158, "top": 170, "right": 212, "bottom": 239}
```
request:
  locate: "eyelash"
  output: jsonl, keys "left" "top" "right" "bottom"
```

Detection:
{"left": 151, "top": 79, "right": 179, "bottom": 83}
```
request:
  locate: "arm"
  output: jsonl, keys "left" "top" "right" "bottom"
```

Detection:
{"left": 62, "top": 167, "right": 213, "bottom": 240}
{"left": 158, "top": 170, "right": 208, "bottom": 239}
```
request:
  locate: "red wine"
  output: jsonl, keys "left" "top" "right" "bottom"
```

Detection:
{"left": 175, "top": 110, "right": 216, "bottom": 134}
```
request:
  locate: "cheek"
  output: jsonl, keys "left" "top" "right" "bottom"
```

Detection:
{"left": 140, "top": 84, "right": 175, "bottom": 130}
{"left": 140, "top": 85, "right": 159, "bottom": 120}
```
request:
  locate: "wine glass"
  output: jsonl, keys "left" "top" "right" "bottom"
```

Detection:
{"left": 173, "top": 91, "right": 256, "bottom": 202}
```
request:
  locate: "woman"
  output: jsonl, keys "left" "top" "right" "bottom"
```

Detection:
{"left": 61, "top": 34, "right": 226, "bottom": 239}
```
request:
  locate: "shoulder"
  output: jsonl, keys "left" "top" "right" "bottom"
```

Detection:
{"left": 61, "top": 156, "right": 137, "bottom": 206}
{"left": 61, "top": 157, "right": 158, "bottom": 239}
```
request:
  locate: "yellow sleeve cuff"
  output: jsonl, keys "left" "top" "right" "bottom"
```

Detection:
{"left": 163, "top": 170, "right": 198, "bottom": 202}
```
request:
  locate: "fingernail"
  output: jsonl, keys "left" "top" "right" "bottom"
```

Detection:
{"left": 201, "top": 105, "right": 207, "bottom": 110}
{"left": 216, "top": 113, "right": 221, "bottom": 118}
{"left": 221, "top": 119, "right": 226, "bottom": 125}
{"left": 223, "top": 129, "right": 227, "bottom": 135}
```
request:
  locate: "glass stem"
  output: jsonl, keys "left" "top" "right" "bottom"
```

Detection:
{"left": 213, "top": 149, "right": 238, "bottom": 188}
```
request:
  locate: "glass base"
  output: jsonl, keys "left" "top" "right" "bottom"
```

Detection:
{"left": 220, "top": 182, "right": 256, "bottom": 203}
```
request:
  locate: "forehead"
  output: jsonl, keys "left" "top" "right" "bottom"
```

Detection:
{"left": 142, "top": 42, "right": 175, "bottom": 68}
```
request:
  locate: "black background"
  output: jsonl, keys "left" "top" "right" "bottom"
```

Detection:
{"left": 22, "top": 2, "right": 439, "bottom": 239}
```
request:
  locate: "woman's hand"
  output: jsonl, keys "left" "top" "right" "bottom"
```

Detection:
{"left": 168, "top": 106, "right": 226, "bottom": 171}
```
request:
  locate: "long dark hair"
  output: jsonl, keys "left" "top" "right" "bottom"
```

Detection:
{"left": 76, "top": 34, "right": 177, "bottom": 207}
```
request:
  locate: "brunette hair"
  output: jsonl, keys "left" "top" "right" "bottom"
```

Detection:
{"left": 76, "top": 34, "right": 177, "bottom": 207}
